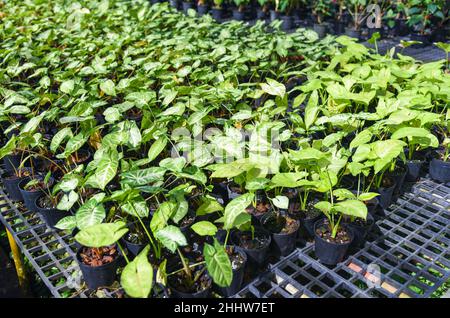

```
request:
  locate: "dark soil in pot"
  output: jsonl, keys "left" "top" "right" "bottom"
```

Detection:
{"left": 18, "top": 178, "right": 50, "bottom": 213}
{"left": 345, "top": 213, "right": 375, "bottom": 248}
{"left": 1, "top": 169, "right": 31, "bottom": 201}
{"left": 288, "top": 201, "right": 324, "bottom": 239}
{"left": 231, "top": 228, "right": 271, "bottom": 268}
{"left": 314, "top": 220, "right": 353, "bottom": 266}
{"left": 123, "top": 229, "right": 149, "bottom": 257}
{"left": 77, "top": 245, "right": 121, "bottom": 289}
{"left": 217, "top": 246, "right": 247, "bottom": 297}
{"left": 168, "top": 267, "right": 212, "bottom": 298}
{"left": 429, "top": 151, "right": 450, "bottom": 183}
{"left": 35, "top": 195, "right": 70, "bottom": 229}
{"left": 261, "top": 212, "right": 300, "bottom": 256}
{"left": 246, "top": 201, "right": 271, "bottom": 225}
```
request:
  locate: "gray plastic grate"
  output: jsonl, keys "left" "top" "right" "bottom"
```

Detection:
{"left": 234, "top": 178, "right": 450, "bottom": 298}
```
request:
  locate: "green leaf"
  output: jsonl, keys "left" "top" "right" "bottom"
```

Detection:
{"left": 150, "top": 201, "right": 176, "bottom": 233}
{"left": 121, "top": 167, "right": 167, "bottom": 187}
{"left": 75, "top": 198, "right": 106, "bottom": 230}
{"left": 155, "top": 225, "right": 187, "bottom": 253}
{"left": 121, "top": 246, "right": 153, "bottom": 298}
{"left": 50, "top": 127, "right": 73, "bottom": 153}
{"left": 159, "top": 157, "right": 186, "bottom": 173}
{"left": 350, "top": 129, "right": 372, "bottom": 150}
{"left": 204, "top": 239, "right": 233, "bottom": 287}
{"left": 57, "top": 191, "right": 79, "bottom": 211}
{"left": 260, "top": 78, "right": 286, "bottom": 97}
{"left": 60, "top": 79, "right": 75, "bottom": 94}
{"left": 197, "top": 196, "right": 224, "bottom": 216}
{"left": 100, "top": 79, "right": 116, "bottom": 96}
{"left": 223, "top": 193, "right": 254, "bottom": 230}
{"left": 85, "top": 147, "right": 119, "bottom": 190}
{"left": 55, "top": 216, "right": 77, "bottom": 231}
{"left": 191, "top": 221, "right": 218, "bottom": 236}
{"left": 334, "top": 200, "right": 368, "bottom": 220}
{"left": 304, "top": 90, "right": 319, "bottom": 130}
{"left": 148, "top": 137, "right": 167, "bottom": 162}
{"left": 75, "top": 221, "right": 128, "bottom": 247}
{"left": 272, "top": 195, "right": 289, "bottom": 210}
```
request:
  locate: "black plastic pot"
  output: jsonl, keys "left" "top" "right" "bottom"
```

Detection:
{"left": 280, "top": 15, "right": 293, "bottom": 31}
{"left": 429, "top": 158, "right": 450, "bottom": 183}
{"left": 313, "top": 23, "right": 327, "bottom": 38}
{"left": 169, "top": 0, "right": 179, "bottom": 9}
{"left": 388, "top": 164, "right": 408, "bottom": 197}
{"left": 122, "top": 237, "right": 147, "bottom": 257}
{"left": 231, "top": 228, "right": 271, "bottom": 268}
{"left": 217, "top": 247, "right": 247, "bottom": 297}
{"left": 376, "top": 180, "right": 397, "bottom": 210}
{"left": 410, "top": 33, "right": 429, "bottom": 47}
{"left": 261, "top": 213, "right": 300, "bottom": 257}
{"left": 169, "top": 275, "right": 212, "bottom": 298}
{"left": 3, "top": 154, "right": 23, "bottom": 174}
{"left": 232, "top": 9, "right": 245, "bottom": 21}
{"left": 345, "top": 27, "right": 361, "bottom": 40}
{"left": 1, "top": 171, "right": 30, "bottom": 202}
{"left": 314, "top": 221, "right": 353, "bottom": 266}
{"left": 300, "top": 212, "right": 324, "bottom": 239}
{"left": 256, "top": 8, "right": 266, "bottom": 19}
{"left": 346, "top": 213, "right": 374, "bottom": 248}
{"left": 76, "top": 246, "right": 121, "bottom": 290}
{"left": 35, "top": 195, "right": 70, "bottom": 229}
{"left": 182, "top": 1, "right": 194, "bottom": 13}
{"left": 211, "top": 8, "right": 223, "bottom": 21}
{"left": 197, "top": 4, "right": 209, "bottom": 16}
{"left": 393, "top": 19, "right": 409, "bottom": 36}
{"left": 405, "top": 159, "right": 425, "bottom": 182}
{"left": 269, "top": 10, "right": 280, "bottom": 22}
{"left": 18, "top": 178, "right": 45, "bottom": 212}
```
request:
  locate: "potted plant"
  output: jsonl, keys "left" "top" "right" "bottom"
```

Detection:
{"left": 345, "top": 0, "right": 368, "bottom": 39}
{"left": 232, "top": 0, "right": 249, "bottom": 21}
{"left": 312, "top": 0, "right": 332, "bottom": 38}
{"left": 429, "top": 118, "right": 450, "bottom": 183}
{"left": 197, "top": 0, "right": 210, "bottom": 15}
{"left": 19, "top": 173, "right": 54, "bottom": 213}
{"left": 75, "top": 222, "right": 128, "bottom": 290}
{"left": 211, "top": 0, "right": 225, "bottom": 20}
{"left": 35, "top": 172, "right": 72, "bottom": 229}
{"left": 0, "top": 166, "right": 31, "bottom": 202}
{"left": 272, "top": 0, "right": 297, "bottom": 30}
{"left": 313, "top": 181, "right": 368, "bottom": 265}
{"left": 256, "top": 0, "right": 270, "bottom": 19}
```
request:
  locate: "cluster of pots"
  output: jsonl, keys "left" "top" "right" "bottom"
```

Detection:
{"left": 152, "top": 0, "right": 449, "bottom": 42}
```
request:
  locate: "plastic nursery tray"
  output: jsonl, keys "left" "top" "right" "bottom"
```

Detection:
{"left": 234, "top": 178, "right": 450, "bottom": 298}
{"left": 0, "top": 173, "right": 132, "bottom": 298}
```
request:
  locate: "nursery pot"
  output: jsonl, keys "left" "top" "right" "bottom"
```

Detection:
{"left": 261, "top": 212, "right": 300, "bottom": 256}
{"left": 376, "top": 179, "right": 397, "bottom": 210}
{"left": 211, "top": 8, "right": 223, "bottom": 21}
{"left": 281, "top": 15, "right": 293, "bottom": 31}
{"left": 1, "top": 170, "right": 30, "bottom": 202}
{"left": 345, "top": 27, "right": 361, "bottom": 40}
{"left": 269, "top": 10, "right": 280, "bottom": 22}
{"left": 182, "top": 1, "right": 194, "bottom": 13}
{"left": 231, "top": 228, "right": 271, "bottom": 268}
{"left": 388, "top": 164, "right": 408, "bottom": 196}
{"left": 429, "top": 158, "right": 450, "bottom": 183}
{"left": 35, "top": 195, "right": 70, "bottom": 229}
{"left": 405, "top": 159, "right": 425, "bottom": 182}
{"left": 169, "top": 273, "right": 212, "bottom": 298}
{"left": 314, "top": 221, "right": 353, "bottom": 266}
{"left": 169, "top": 0, "right": 179, "bottom": 9}
{"left": 218, "top": 246, "right": 247, "bottom": 297}
{"left": 18, "top": 178, "right": 46, "bottom": 213}
{"left": 3, "top": 154, "right": 24, "bottom": 174}
{"left": 196, "top": 4, "right": 209, "bottom": 16}
{"left": 76, "top": 245, "right": 121, "bottom": 290}
{"left": 410, "top": 33, "right": 429, "bottom": 48}
{"left": 313, "top": 23, "right": 327, "bottom": 38}
{"left": 256, "top": 8, "right": 267, "bottom": 20}
{"left": 346, "top": 213, "right": 374, "bottom": 248}
{"left": 122, "top": 236, "right": 147, "bottom": 257}
{"left": 232, "top": 9, "right": 245, "bottom": 21}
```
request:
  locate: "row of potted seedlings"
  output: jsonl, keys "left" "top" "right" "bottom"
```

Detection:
{"left": 161, "top": 0, "right": 449, "bottom": 41}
